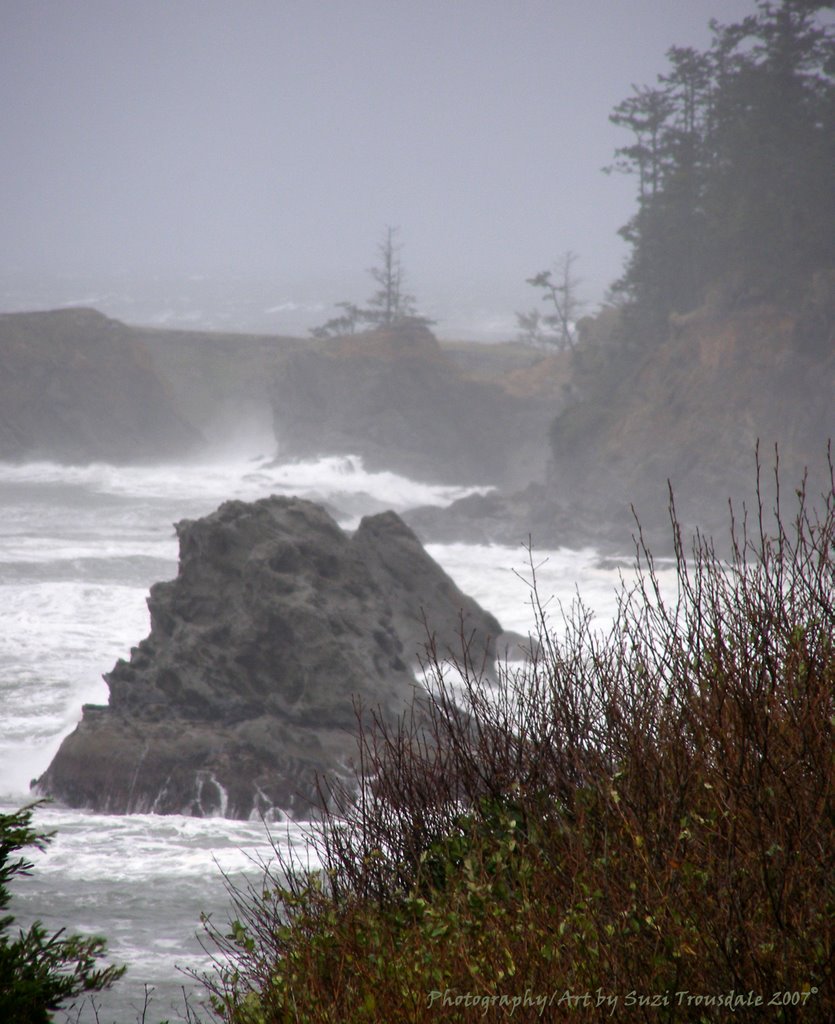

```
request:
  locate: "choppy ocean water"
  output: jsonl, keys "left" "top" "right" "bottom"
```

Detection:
{"left": 0, "top": 452, "right": 660, "bottom": 1022}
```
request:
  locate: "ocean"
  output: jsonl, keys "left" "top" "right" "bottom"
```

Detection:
{"left": 0, "top": 270, "right": 519, "bottom": 343}
{"left": 0, "top": 450, "right": 656, "bottom": 1022}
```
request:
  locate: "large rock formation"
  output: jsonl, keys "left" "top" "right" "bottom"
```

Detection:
{"left": 0, "top": 308, "right": 202, "bottom": 462}
{"left": 270, "top": 324, "right": 559, "bottom": 489}
{"left": 34, "top": 496, "right": 505, "bottom": 819}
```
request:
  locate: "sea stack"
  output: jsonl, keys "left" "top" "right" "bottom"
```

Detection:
{"left": 35, "top": 496, "right": 504, "bottom": 819}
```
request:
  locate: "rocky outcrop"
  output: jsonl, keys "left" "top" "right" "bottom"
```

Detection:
{"left": 270, "top": 324, "right": 558, "bottom": 489}
{"left": 0, "top": 308, "right": 203, "bottom": 462}
{"left": 352, "top": 509, "right": 504, "bottom": 657}
{"left": 34, "top": 496, "right": 506, "bottom": 819}
{"left": 545, "top": 301, "right": 835, "bottom": 548}
{"left": 409, "top": 300, "right": 835, "bottom": 555}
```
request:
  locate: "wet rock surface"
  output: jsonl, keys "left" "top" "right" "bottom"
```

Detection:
{"left": 35, "top": 496, "right": 505, "bottom": 819}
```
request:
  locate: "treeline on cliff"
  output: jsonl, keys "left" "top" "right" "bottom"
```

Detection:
{"left": 539, "top": 0, "right": 835, "bottom": 546}
{"left": 608, "top": 0, "right": 835, "bottom": 340}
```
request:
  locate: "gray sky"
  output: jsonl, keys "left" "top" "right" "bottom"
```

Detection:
{"left": 1, "top": 0, "right": 759, "bottom": 335}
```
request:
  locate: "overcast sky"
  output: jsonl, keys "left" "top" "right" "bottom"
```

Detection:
{"left": 1, "top": 0, "right": 759, "bottom": 335}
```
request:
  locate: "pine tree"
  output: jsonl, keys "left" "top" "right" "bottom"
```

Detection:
{"left": 0, "top": 804, "right": 125, "bottom": 1023}
{"left": 311, "top": 227, "right": 433, "bottom": 338}
{"left": 364, "top": 226, "right": 417, "bottom": 327}
{"left": 517, "top": 251, "right": 584, "bottom": 350}
{"left": 608, "top": 0, "right": 835, "bottom": 337}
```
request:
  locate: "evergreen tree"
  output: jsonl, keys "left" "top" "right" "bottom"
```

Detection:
{"left": 311, "top": 227, "right": 433, "bottom": 338}
{"left": 517, "top": 251, "right": 584, "bottom": 350}
{"left": 364, "top": 226, "right": 417, "bottom": 327}
{"left": 608, "top": 0, "right": 835, "bottom": 337}
{"left": 0, "top": 804, "right": 125, "bottom": 1024}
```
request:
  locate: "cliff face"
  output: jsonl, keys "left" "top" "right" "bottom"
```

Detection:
{"left": 0, "top": 307, "right": 565, "bottom": 483}
{"left": 130, "top": 324, "right": 303, "bottom": 447}
{"left": 0, "top": 308, "right": 202, "bottom": 462}
{"left": 407, "top": 297, "right": 835, "bottom": 552}
{"left": 271, "top": 324, "right": 560, "bottom": 488}
{"left": 34, "top": 496, "right": 504, "bottom": 819}
{"left": 548, "top": 301, "right": 835, "bottom": 541}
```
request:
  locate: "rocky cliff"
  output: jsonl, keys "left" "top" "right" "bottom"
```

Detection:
{"left": 408, "top": 298, "right": 835, "bottom": 553}
{"left": 0, "top": 307, "right": 565, "bottom": 484}
{"left": 131, "top": 323, "right": 303, "bottom": 449}
{"left": 548, "top": 300, "right": 835, "bottom": 543}
{"left": 34, "top": 496, "right": 506, "bottom": 819}
{"left": 270, "top": 323, "right": 560, "bottom": 489}
{"left": 0, "top": 308, "right": 202, "bottom": 462}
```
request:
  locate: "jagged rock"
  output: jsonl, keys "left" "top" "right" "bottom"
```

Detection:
{"left": 352, "top": 509, "right": 502, "bottom": 657}
{"left": 0, "top": 308, "right": 202, "bottom": 462}
{"left": 34, "top": 496, "right": 504, "bottom": 819}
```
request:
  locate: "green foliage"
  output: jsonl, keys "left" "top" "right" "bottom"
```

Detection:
{"left": 201, "top": 460, "right": 835, "bottom": 1022}
{"left": 0, "top": 803, "right": 125, "bottom": 1024}
{"left": 609, "top": 0, "right": 835, "bottom": 336}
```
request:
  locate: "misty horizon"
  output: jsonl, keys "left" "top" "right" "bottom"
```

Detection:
{"left": 2, "top": 0, "right": 758, "bottom": 337}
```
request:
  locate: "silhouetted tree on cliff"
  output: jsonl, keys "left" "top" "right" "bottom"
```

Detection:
{"left": 312, "top": 227, "right": 434, "bottom": 338}
{"left": 364, "top": 226, "right": 416, "bottom": 327}
{"left": 516, "top": 250, "right": 584, "bottom": 350}
{"left": 609, "top": 0, "right": 835, "bottom": 338}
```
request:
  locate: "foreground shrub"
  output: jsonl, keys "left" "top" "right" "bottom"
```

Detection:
{"left": 201, "top": 458, "right": 834, "bottom": 1023}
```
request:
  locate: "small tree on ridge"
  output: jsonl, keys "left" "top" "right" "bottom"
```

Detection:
{"left": 311, "top": 227, "right": 433, "bottom": 338}
{"left": 517, "top": 250, "right": 584, "bottom": 350}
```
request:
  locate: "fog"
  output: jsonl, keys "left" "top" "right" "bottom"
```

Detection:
{"left": 2, "top": 0, "right": 756, "bottom": 338}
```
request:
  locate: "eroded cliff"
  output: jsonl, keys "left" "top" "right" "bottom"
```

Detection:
{"left": 0, "top": 308, "right": 202, "bottom": 462}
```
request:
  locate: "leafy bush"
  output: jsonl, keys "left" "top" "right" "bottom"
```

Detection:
{"left": 0, "top": 803, "right": 125, "bottom": 1024}
{"left": 201, "top": 457, "right": 834, "bottom": 1023}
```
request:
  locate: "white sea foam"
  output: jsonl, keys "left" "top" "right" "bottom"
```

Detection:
{"left": 425, "top": 540, "right": 662, "bottom": 639}
{"left": 0, "top": 581, "right": 151, "bottom": 798}
{"left": 18, "top": 805, "right": 318, "bottom": 884}
{"left": 0, "top": 453, "right": 490, "bottom": 520}
{"left": 1, "top": 803, "right": 319, "bottom": 1021}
